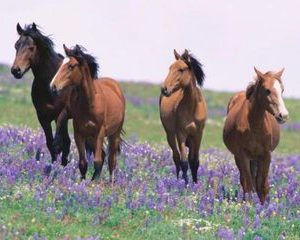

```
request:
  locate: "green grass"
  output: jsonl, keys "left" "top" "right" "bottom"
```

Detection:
{"left": 0, "top": 81, "right": 299, "bottom": 153}
{"left": 1, "top": 193, "right": 299, "bottom": 239}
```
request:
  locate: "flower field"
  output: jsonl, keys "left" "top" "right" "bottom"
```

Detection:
{"left": 0, "top": 126, "right": 299, "bottom": 239}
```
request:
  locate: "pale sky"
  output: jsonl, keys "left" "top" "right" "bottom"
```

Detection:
{"left": 1, "top": 0, "right": 299, "bottom": 97}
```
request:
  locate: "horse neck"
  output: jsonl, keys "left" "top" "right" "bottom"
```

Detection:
{"left": 31, "top": 51, "right": 62, "bottom": 85}
{"left": 247, "top": 95, "right": 267, "bottom": 131}
{"left": 77, "top": 65, "right": 97, "bottom": 111}
{"left": 182, "top": 78, "right": 198, "bottom": 106}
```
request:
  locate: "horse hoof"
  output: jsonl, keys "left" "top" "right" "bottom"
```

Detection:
{"left": 91, "top": 171, "right": 100, "bottom": 181}
{"left": 61, "top": 158, "right": 69, "bottom": 167}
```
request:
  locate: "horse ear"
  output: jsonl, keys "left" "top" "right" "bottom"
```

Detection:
{"left": 254, "top": 67, "right": 264, "bottom": 80}
{"left": 17, "top": 23, "right": 24, "bottom": 35}
{"left": 63, "top": 44, "right": 71, "bottom": 56}
{"left": 32, "top": 22, "right": 37, "bottom": 31}
{"left": 174, "top": 49, "right": 180, "bottom": 60}
{"left": 182, "top": 49, "right": 191, "bottom": 63}
{"left": 75, "top": 45, "right": 82, "bottom": 55}
{"left": 275, "top": 68, "right": 285, "bottom": 79}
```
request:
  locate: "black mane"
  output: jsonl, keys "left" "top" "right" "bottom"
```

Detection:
{"left": 188, "top": 54, "right": 205, "bottom": 87}
{"left": 22, "top": 24, "right": 56, "bottom": 56}
{"left": 68, "top": 45, "right": 99, "bottom": 79}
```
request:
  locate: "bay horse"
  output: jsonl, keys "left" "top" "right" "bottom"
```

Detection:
{"left": 11, "top": 23, "right": 71, "bottom": 165}
{"left": 159, "top": 49, "right": 207, "bottom": 184}
{"left": 223, "top": 68, "right": 289, "bottom": 204}
{"left": 50, "top": 45, "right": 125, "bottom": 181}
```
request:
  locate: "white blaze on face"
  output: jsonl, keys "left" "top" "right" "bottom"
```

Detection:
{"left": 50, "top": 57, "right": 70, "bottom": 87}
{"left": 273, "top": 80, "right": 289, "bottom": 118}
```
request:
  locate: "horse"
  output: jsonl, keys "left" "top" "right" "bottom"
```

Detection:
{"left": 50, "top": 45, "right": 125, "bottom": 181}
{"left": 159, "top": 49, "right": 207, "bottom": 184}
{"left": 11, "top": 23, "right": 71, "bottom": 166}
{"left": 223, "top": 67, "right": 289, "bottom": 204}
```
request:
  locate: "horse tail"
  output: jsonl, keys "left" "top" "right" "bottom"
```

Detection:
{"left": 85, "top": 142, "right": 94, "bottom": 158}
{"left": 250, "top": 159, "right": 258, "bottom": 191}
{"left": 118, "top": 128, "right": 127, "bottom": 153}
{"left": 185, "top": 136, "right": 191, "bottom": 148}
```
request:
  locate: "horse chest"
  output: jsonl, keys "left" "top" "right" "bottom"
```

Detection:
{"left": 243, "top": 131, "right": 272, "bottom": 154}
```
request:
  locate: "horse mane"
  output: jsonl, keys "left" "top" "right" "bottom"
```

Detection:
{"left": 181, "top": 51, "right": 205, "bottom": 87}
{"left": 68, "top": 45, "right": 99, "bottom": 79}
{"left": 189, "top": 55, "right": 205, "bottom": 87}
{"left": 246, "top": 80, "right": 257, "bottom": 99}
{"left": 22, "top": 24, "right": 56, "bottom": 55}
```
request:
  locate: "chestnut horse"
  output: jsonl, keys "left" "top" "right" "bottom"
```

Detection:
{"left": 160, "top": 50, "right": 207, "bottom": 184}
{"left": 11, "top": 23, "right": 71, "bottom": 165}
{"left": 50, "top": 45, "right": 125, "bottom": 181}
{"left": 223, "top": 68, "right": 289, "bottom": 204}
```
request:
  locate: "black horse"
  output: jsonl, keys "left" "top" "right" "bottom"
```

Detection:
{"left": 11, "top": 23, "right": 71, "bottom": 165}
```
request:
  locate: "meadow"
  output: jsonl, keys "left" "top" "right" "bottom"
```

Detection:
{"left": 0, "top": 64, "right": 299, "bottom": 239}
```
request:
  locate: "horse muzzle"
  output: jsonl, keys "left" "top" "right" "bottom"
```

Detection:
{"left": 50, "top": 84, "right": 60, "bottom": 96}
{"left": 275, "top": 113, "right": 289, "bottom": 124}
{"left": 11, "top": 67, "right": 23, "bottom": 79}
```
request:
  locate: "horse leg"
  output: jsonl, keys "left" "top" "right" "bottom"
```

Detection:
{"left": 177, "top": 133, "right": 188, "bottom": 184}
{"left": 74, "top": 131, "right": 87, "bottom": 180}
{"left": 256, "top": 152, "right": 271, "bottom": 205}
{"left": 60, "top": 121, "right": 71, "bottom": 166}
{"left": 188, "top": 135, "right": 201, "bottom": 184}
{"left": 166, "top": 132, "right": 181, "bottom": 179}
{"left": 91, "top": 127, "right": 105, "bottom": 181}
{"left": 250, "top": 159, "right": 258, "bottom": 191}
{"left": 108, "top": 130, "right": 121, "bottom": 184}
{"left": 234, "top": 154, "right": 253, "bottom": 201}
{"left": 53, "top": 109, "right": 68, "bottom": 155}
{"left": 38, "top": 116, "right": 56, "bottom": 162}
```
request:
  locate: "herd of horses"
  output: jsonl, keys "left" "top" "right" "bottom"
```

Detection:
{"left": 10, "top": 23, "right": 289, "bottom": 205}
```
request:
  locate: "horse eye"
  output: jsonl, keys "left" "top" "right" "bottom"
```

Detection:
{"left": 68, "top": 65, "right": 74, "bottom": 71}
{"left": 28, "top": 47, "right": 34, "bottom": 51}
{"left": 178, "top": 68, "right": 184, "bottom": 73}
{"left": 265, "top": 89, "right": 271, "bottom": 95}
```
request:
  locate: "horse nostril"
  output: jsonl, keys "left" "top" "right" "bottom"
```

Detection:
{"left": 51, "top": 84, "right": 57, "bottom": 94}
{"left": 11, "top": 67, "right": 20, "bottom": 75}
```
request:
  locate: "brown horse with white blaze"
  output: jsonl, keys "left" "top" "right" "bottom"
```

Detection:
{"left": 160, "top": 49, "right": 207, "bottom": 184}
{"left": 223, "top": 68, "right": 289, "bottom": 204}
{"left": 50, "top": 45, "right": 125, "bottom": 181}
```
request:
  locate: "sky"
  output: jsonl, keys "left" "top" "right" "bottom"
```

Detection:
{"left": 1, "top": 0, "right": 299, "bottom": 97}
